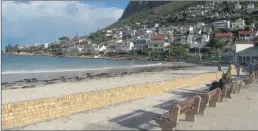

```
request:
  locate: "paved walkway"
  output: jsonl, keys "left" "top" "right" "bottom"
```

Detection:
{"left": 13, "top": 80, "right": 258, "bottom": 130}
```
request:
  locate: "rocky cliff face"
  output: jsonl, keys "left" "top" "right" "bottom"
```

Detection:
{"left": 121, "top": 1, "right": 171, "bottom": 19}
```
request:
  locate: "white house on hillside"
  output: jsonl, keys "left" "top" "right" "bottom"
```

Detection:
{"left": 234, "top": 2, "right": 241, "bottom": 10}
{"left": 231, "top": 19, "right": 245, "bottom": 30}
{"left": 212, "top": 20, "right": 231, "bottom": 30}
{"left": 247, "top": 3, "right": 254, "bottom": 10}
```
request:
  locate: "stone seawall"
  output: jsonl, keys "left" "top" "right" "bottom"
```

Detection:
{"left": 1, "top": 72, "right": 221, "bottom": 129}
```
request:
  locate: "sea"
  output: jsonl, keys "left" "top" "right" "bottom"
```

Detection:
{"left": 2, "top": 54, "right": 162, "bottom": 73}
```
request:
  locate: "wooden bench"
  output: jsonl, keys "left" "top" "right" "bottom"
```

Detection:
{"left": 199, "top": 88, "right": 221, "bottom": 115}
{"left": 254, "top": 71, "right": 258, "bottom": 81}
{"left": 155, "top": 96, "right": 201, "bottom": 130}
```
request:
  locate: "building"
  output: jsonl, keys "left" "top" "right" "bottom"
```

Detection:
{"left": 205, "top": 1, "right": 215, "bottom": 11}
{"left": 212, "top": 20, "right": 231, "bottom": 30}
{"left": 196, "top": 22, "right": 205, "bottom": 30}
{"left": 105, "top": 30, "right": 113, "bottom": 37}
{"left": 44, "top": 43, "right": 49, "bottom": 49}
{"left": 180, "top": 24, "right": 193, "bottom": 34}
{"left": 187, "top": 34, "right": 194, "bottom": 45}
{"left": 114, "top": 41, "right": 133, "bottom": 53}
{"left": 201, "top": 34, "right": 210, "bottom": 44}
{"left": 180, "top": 35, "right": 187, "bottom": 44}
{"left": 237, "top": 46, "right": 258, "bottom": 63}
{"left": 247, "top": 3, "right": 254, "bottom": 10}
{"left": 135, "top": 28, "right": 153, "bottom": 36}
{"left": 231, "top": 19, "right": 245, "bottom": 30}
{"left": 188, "top": 9, "right": 205, "bottom": 16}
{"left": 148, "top": 39, "right": 165, "bottom": 53}
{"left": 239, "top": 30, "right": 258, "bottom": 40}
{"left": 215, "top": 32, "right": 233, "bottom": 41}
{"left": 234, "top": 2, "right": 241, "bottom": 10}
{"left": 221, "top": 40, "right": 254, "bottom": 63}
{"left": 133, "top": 37, "right": 151, "bottom": 54}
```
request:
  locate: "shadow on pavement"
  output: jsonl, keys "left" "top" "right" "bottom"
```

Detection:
{"left": 153, "top": 99, "right": 178, "bottom": 111}
{"left": 108, "top": 109, "right": 160, "bottom": 130}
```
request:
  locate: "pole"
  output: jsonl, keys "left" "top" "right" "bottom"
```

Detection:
{"left": 169, "top": 46, "right": 171, "bottom": 57}
{"left": 199, "top": 47, "right": 201, "bottom": 61}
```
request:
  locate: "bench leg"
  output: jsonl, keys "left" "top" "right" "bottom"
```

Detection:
{"left": 219, "top": 86, "right": 227, "bottom": 102}
{"left": 157, "top": 122, "right": 177, "bottom": 131}
{"left": 232, "top": 82, "right": 238, "bottom": 94}
{"left": 185, "top": 110, "right": 196, "bottom": 122}
{"left": 237, "top": 82, "right": 242, "bottom": 92}
{"left": 199, "top": 94, "right": 210, "bottom": 115}
{"left": 185, "top": 96, "right": 201, "bottom": 122}
{"left": 156, "top": 105, "right": 181, "bottom": 131}
{"left": 209, "top": 89, "right": 221, "bottom": 107}
{"left": 226, "top": 83, "right": 234, "bottom": 98}
{"left": 209, "top": 98, "right": 217, "bottom": 107}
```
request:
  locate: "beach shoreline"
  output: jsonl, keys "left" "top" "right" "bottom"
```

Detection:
{"left": 2, "top": 62, "right": 195, "bottom": 87}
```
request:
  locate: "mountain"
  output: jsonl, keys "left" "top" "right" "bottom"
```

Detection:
{"left": 121, "top": 1, "right": 171, "bottom": 19}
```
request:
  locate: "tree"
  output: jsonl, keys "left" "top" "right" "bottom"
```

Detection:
{"left": 244, "top": 25, "right": 251, "bottom": 31}
{"left": 219, "top": 28, "right": 229, "bottom": 33}
{"left": 5, "top": 45, "right": 9, "bottom": 52}
{"left": 58, "top": 36, "right": 69, "bottom": 41}
{"left": 169, "top": 45, "right": 188, "bottom": 57}
{"left": 207, "top": 38, "right": 225, "bottom": 55}
{"left": 6, "top": 44, "right": 13, "bottom": 52}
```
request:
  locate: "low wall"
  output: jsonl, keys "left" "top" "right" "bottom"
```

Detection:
{"left": 1, "top": 72, "right": 222, "bottom": 129}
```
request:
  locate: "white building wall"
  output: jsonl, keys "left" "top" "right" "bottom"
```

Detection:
{"left": 234, "top": 44, "right": 254, "bottom": 53}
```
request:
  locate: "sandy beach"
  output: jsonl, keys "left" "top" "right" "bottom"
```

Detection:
{"left": 2, "top": 65, "right": 222, "bottom": 104}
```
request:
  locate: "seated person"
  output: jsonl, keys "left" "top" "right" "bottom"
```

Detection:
{"left": 209, "top": 73, "right": 231, "bottom": 91}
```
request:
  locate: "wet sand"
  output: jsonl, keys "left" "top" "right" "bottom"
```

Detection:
{"left": 2, "top": 62, "right": 195, "bottom": 89}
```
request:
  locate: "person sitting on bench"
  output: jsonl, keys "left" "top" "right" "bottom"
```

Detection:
{"left": 209, "top": 73, "right": 231, "bottom": 91}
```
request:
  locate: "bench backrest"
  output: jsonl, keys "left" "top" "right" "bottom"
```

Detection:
{"left": 170, "top": 96, "right": 197, "bottom": 115}
{"left": 207, "top": 88, "right": 219, "bottom": 100}
{"left": 200, "top": 88, "right": 220, "bottom": 104}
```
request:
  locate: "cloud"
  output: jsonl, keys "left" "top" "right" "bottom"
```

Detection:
{"left": 2, "top": 1, "right": 124, "bottom": 46}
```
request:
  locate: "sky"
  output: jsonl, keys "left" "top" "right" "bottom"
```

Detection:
{"left": 2, "top": 1, "right": 129, "bottom": 48}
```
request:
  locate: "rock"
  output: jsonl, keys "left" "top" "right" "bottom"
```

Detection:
{"left": 1, "top": 82, "right": 9, "bottom": 85}
{"left": 61, "top": 77, "right": 67, "bottom": 82}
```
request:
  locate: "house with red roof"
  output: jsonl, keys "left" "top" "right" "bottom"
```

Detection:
{"left": 148, "top": 35, "right": 169, "bottom": 53}
{"left": 215, "top": 32, "right": 233, "bottom": 41}
{"left": 239, "top": 30, "right": 258, "bottom": 40}
{"left": 151, "top": 35, "right": 166, "bottom": 40}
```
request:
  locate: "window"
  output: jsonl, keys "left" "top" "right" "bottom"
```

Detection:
{"left": 240, "top": 34, "right": 245, "bottom": 37}
{"left": 252, "top": 56, "right": 258, "bottom": 62}
{"left": 247, "top": 56, "right": 250, "bottom": 62}
{"left": 243, "top": 56, "right": 246, "bottom": 62}
{"left": 239, "top": 56, "right": 242, "bottom": 63}
{"left": 154, "top": 44, "right": 158, "bottom": 47}
{"left": 253, "top": 56, "right": 258, "bottom": 62}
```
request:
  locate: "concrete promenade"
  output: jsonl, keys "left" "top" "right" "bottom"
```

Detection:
{"left": 13, "top": 80, "right": 258, "bottom": 130}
